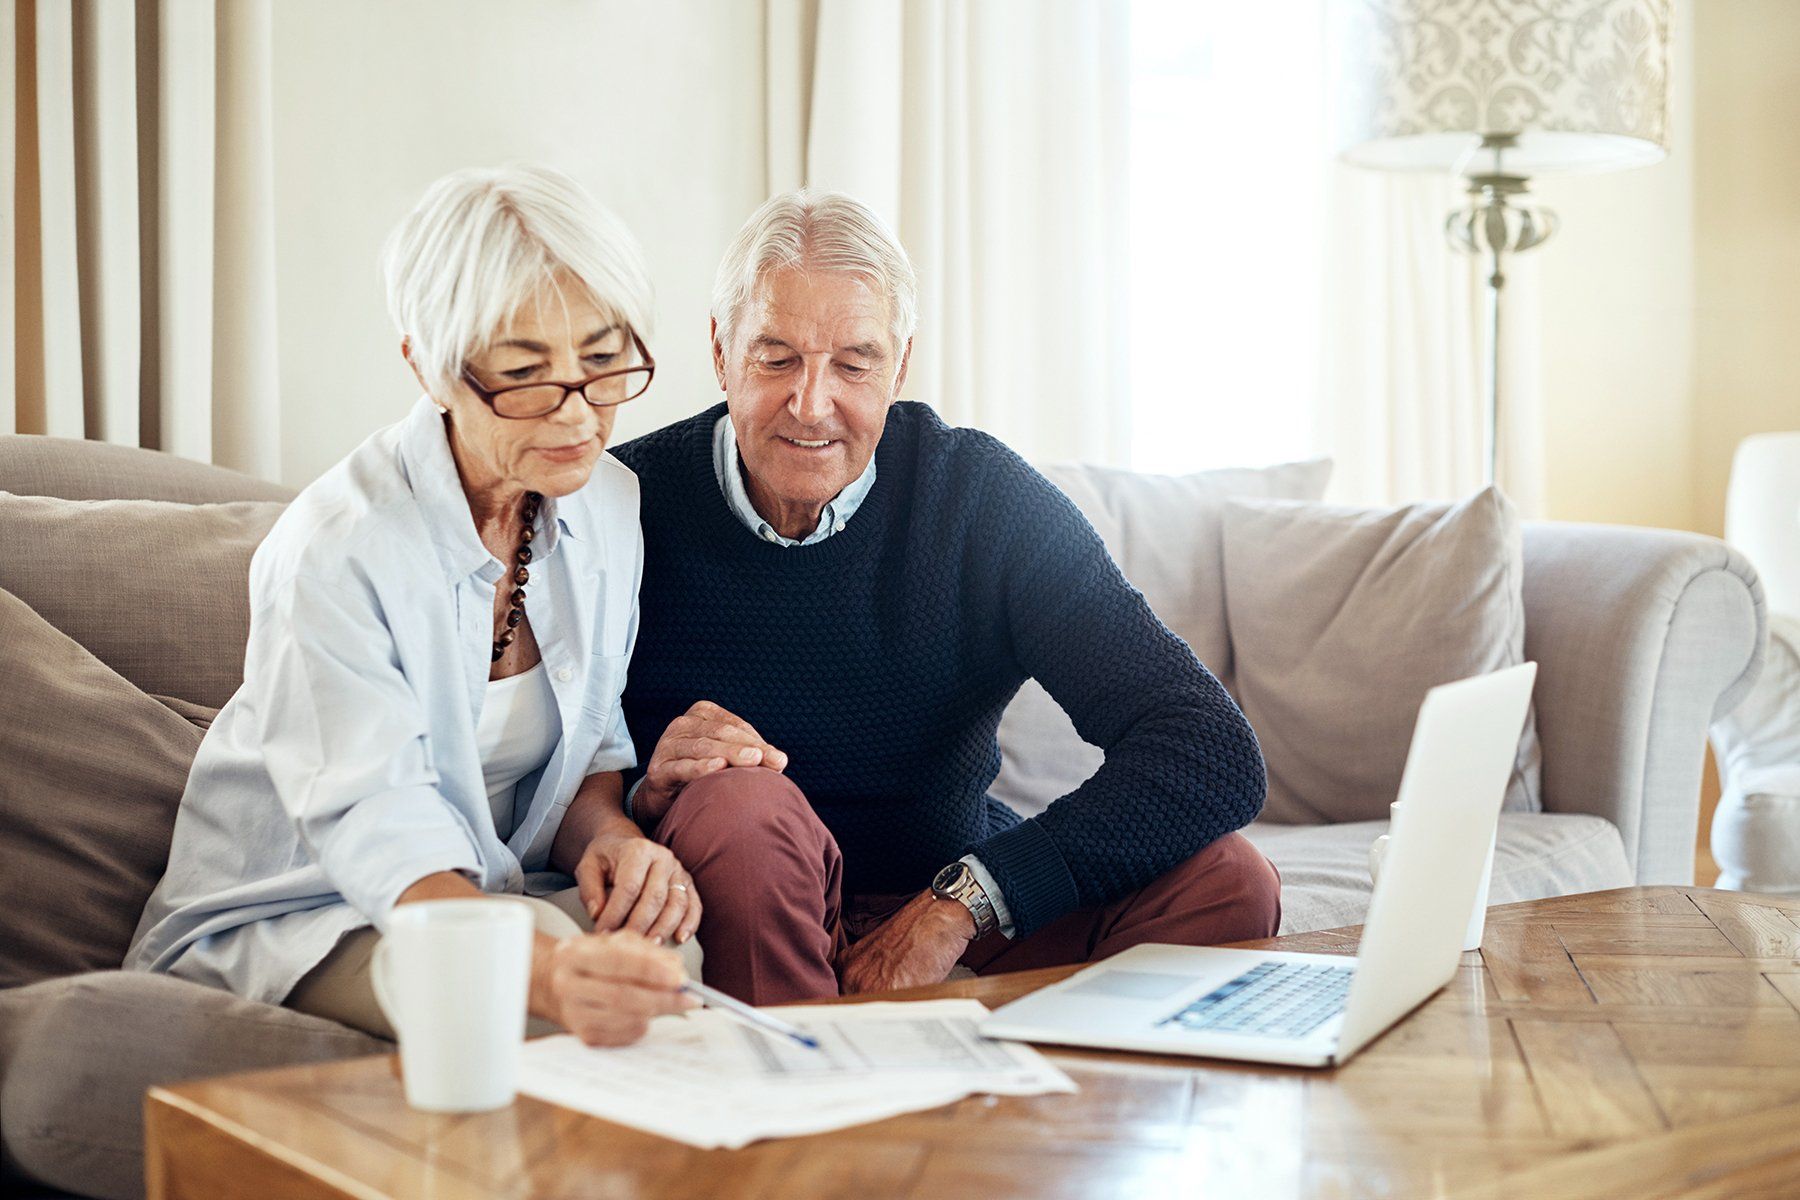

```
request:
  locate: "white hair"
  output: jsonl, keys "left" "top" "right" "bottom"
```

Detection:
{"left": 711, "top": 189, "right": 918, "bottom": 355}
{"left": 381, "top": 164, "right": 653, "bottom": 395}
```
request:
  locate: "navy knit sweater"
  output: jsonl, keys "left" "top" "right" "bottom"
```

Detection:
{"left": 612, "top": 402, "right": 1266, "bottom": 937}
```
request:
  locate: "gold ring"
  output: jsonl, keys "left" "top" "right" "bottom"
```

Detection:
{"left": 672, "top": 883, "right": 689, "bottom": 892}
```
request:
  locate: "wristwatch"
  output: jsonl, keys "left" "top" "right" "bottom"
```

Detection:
{"left": 931, "top": 861, "right": 999, "bottom": 939}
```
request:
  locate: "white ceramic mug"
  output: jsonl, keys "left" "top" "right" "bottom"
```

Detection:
{"left": 372, "top": 898, "right": 535, "bottom": 1112}
{"left": 1367, "top": 801, "right": 1497, "bottom": 953}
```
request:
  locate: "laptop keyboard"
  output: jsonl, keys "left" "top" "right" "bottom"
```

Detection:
{"left": 1159, "top": 961, "right": 1353, "bottom": 1039}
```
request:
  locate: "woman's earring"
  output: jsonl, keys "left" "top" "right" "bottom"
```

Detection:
{"left": 435, "top": 402, "right": 449, "bottom": 415}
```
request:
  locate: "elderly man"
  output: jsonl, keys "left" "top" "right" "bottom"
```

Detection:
{"left": 610, "top": 191, "right": 1278, "bottom": 1004}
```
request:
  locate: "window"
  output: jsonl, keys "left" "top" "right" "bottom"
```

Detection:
{"left": 1128, "top": 1, "right": 1329, "bottom": 473}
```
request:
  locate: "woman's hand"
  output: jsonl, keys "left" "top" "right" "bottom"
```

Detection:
{"left": 634, "top": 700, "right": 788, "bottom": 826}
{"left": 574, "top": 832, "right": 702, "bottom": 945}
{"left": 534, "top": 930, "right": 697, "bottom": 1046}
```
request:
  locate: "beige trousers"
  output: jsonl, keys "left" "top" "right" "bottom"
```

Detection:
{"left": 284, "top": 887, "right": 703, "bottom": 1040}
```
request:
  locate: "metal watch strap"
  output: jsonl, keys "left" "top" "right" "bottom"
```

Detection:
{"left": 937, "top": 864, "right": 999, "bottom": 939}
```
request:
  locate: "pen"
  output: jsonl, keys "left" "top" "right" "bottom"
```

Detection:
{"left": 680, "top": 979, "right": 821, "bottom": 1050}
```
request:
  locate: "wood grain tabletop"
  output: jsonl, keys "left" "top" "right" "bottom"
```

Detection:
{"left": 145, "top": 886, "right": 1800, "bottom": 1200}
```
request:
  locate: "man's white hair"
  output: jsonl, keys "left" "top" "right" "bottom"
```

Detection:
{"left": 711, "top": 189, "right": 918, "bottom": 355}
{"left": 381, "top": 164, "right": 653, "bottom": 396}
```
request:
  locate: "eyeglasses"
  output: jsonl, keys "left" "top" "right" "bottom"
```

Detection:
{"left": 461, "top": 330, "right": 655, "bottom": 419}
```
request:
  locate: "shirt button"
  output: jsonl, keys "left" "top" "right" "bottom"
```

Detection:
{"left": 762, "top": 528, "right": 779, "bottom": 542}
{"left": 555, "top": 667, "right": 573, "bottom": 683}
{"left": 833, "top": 520, "right": 846, "bottom": 533}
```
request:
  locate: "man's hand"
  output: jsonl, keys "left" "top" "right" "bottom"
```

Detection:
{"left": 574, "top": 832, "right": 702, "bottom": 945}
{"left": 535, "top": 930, "right": 698, "bottom": 1046}
{"left": 837, "top": 890, "right": 977, "bottom": 995}
{"left": 635, "top": 700, "right": 788, "bottom": 826}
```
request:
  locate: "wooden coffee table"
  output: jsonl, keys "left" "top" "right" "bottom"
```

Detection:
{"left": 144, "top": 886, "right": 1800, "bottom": 1199}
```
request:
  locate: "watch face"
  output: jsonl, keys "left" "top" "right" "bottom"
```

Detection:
{"left": 933, "top": 862, "right": 967, "bottom": 894}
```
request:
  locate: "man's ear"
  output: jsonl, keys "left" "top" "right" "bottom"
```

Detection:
{"left": 891, "top": 336, "right": 913, "bottom": 399}
{"left": 709, "top": 317, "right": 728, "bottom": 390}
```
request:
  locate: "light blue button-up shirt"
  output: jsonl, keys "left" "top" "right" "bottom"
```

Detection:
{"left": 712, "top": 414, "right": 877, "bottom": 546}
{"left": 709, "top": 414, "right": 1017, "bottom": 938}
{"left": 125, "top": 396, "right": 643, "bottom": 1005}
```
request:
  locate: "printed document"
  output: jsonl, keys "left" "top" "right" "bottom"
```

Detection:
{"left": 516, "top": 998, "right": 1076, "bottom": 1148}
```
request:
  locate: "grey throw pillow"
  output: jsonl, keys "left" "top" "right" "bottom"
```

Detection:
{"left": 0, "top": 493, "right": 284, "bottom": 709}
{"left": 0, "top": 587, "right": 213, "bottom": 988}
{"left": 1222, "top": 487, "right": 1542, "bottom": 824}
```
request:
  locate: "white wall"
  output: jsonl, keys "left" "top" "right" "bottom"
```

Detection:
{"left": 1692, "top": 0, "right": 1800, "bottom": 537}
{"left": 270, "top": 1, "right": 766, "bottom": 486}
{"left": 1535, "top": 0, "right": 1696, "bottom": 532}
{"left": 1538, "top": 0, "right": 1800, "bottom": 537}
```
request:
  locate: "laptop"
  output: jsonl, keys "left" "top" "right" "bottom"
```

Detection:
{"left": 978, "top": 662, "right": 1537, "bottom": 1069}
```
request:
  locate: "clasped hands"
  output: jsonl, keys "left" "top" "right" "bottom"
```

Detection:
{"left": 542, "top": 700, "right": 781, "bottom": 1043}
{"left": 559, "top": 699, "right": 978, "bottom": 1037}
{"left": 640, "top": 700, "right": 982, "bottom": 992}
{"left": 571, "top": 698, "right": 794, "bottom": 945}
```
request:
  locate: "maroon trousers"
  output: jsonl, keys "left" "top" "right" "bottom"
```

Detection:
{"left": 654, "top": 767, "right": 1283, "bottom": 1005}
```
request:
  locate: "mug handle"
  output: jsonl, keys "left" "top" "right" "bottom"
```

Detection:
{"left": 1367, "top": 834, "right": 1390, "bottom": 883}
{"left": 371, "top": 938, "right": 401, "bottom": 1033}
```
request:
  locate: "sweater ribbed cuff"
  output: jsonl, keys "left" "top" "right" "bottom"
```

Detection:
{"left": 971, "top": 818, "right": 1081, "bottom": 938}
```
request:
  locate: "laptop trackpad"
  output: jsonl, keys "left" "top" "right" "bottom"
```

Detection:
{"left": 1062, "top": 970, "right": 1196, "bottom": 1001}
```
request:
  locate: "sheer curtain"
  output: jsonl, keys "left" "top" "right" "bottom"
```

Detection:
{"left": 764, "top": 0, "right": 1132, "bottom": 466}
{"left": 1129, "top": 0, "right": 1544, "bottom": 509}
{"left": 6, "top": 0, "right": 279, "bottom": 477}
{"left": 762, "top": 0, "right": 1542, "bottom": 505}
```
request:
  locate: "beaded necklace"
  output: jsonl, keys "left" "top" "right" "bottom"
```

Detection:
{"left": 493, "top": 491, "right": 542, "bottom": 662}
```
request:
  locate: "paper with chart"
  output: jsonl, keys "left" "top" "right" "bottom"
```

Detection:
{"left": 516, "top": 998, "right": 1076, "bottom": 1149}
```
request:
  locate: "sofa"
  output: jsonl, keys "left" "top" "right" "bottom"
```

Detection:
{"left": 0, "top": 434, "right": 1768, "bottom": 1200}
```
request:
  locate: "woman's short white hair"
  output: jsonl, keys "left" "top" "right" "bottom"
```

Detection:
{"left": 381, "top": 164, "right": 653, "bottom": 395}
{"left": 711, "top": 189, "right": 917, "bottom": 355}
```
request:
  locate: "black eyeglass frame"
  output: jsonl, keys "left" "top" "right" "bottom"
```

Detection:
{"left": 460, "top": 329, "right": 656, "bottom": 419}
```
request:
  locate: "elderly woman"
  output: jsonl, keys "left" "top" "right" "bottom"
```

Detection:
{"left": 126, "top": 165, "right": 698, "bottom": 1046}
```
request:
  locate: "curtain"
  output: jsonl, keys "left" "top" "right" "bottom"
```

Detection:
{"left": 763, "top": 0, "right": 1132, "bottom": 466}
{"left": 6, "top": 0, "right": 279, "bottom": 477}
{"left": 762, "top": 0, "right": 1544, "bottom": 505}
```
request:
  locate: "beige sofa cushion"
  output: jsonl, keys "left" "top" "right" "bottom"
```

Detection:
{"left": 1034, "top": 459, "right": 1334, "bottom": 687}
{"left": 0, "top": 432, "right": 297, "bottom": 505}
{"left": 0, "top": 587, "right": 211, "bottom": 989}
{"left": 993, "top": 459, "right": 1332, "bottom": 817}
{"left": 0, "top": 972, "right": 381, "bottom": 1200}
{"left": 1243, "top": 812, "right": 1632, "bottom": 935}
{"left": 1222, "top": 487, "right": 1542, "bottom": 824}
{"left": 0, "top": 494, "right": 283, "bottom": 709}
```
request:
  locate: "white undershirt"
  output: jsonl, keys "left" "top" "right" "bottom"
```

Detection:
{"left": 476, "top": 662, "right": 560, "bottom": 840}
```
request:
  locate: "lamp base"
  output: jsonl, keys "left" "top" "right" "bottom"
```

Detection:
{"left": 1443, "top": 134, "right": 1558, "bottom": 486}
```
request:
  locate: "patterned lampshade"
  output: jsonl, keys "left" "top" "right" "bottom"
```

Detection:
{"left": 1330, "top": 0, "right": 1672, "bottom": 175}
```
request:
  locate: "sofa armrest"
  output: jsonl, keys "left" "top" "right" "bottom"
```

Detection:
{"left": 1522, "top": 521, "right": 1766, "bottom": 884}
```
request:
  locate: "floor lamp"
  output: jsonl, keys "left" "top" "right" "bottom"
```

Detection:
{"left": 1330, "top": 0, "right": 1672, "bottom": 487}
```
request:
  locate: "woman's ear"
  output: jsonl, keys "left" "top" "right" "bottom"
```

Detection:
{"left": 402, "top": 337, "right": 446, "bottom": 412}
